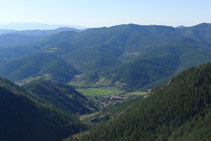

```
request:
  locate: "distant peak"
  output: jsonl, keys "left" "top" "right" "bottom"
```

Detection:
{"left": 176, "top": 25, "right": 187, "bottom": 29}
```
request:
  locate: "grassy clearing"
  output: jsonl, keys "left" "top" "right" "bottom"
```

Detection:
{"left": 79, "top": 112, "right": 100, "bottom": 121}
{"left": 76, "top": 87, "right": 124, "bottom": 96}
{"left": 124, "top": 91, "right": 147, "bottom": 96}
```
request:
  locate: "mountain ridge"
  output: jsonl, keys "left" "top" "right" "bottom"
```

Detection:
{"left": 0, "top": 52, "right": 81, "bottom": 83}
{"left": 0, "top": 23, "right": 211, "bottom": 90}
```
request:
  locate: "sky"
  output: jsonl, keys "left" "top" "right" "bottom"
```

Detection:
{"left": 0, "top": 0, "right": 211, "bottom": 28}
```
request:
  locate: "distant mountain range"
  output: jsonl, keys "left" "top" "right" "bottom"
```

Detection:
{"left": 0, "top": 23, "right": 211, "bottom": 91}
{"left": 0, "top": 22, "right": 87, "bottom": 30}
{"left": 0, "top": 27, "right": 81, "bottom": 48}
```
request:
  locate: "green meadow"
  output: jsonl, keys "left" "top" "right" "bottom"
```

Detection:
{"left": 76, "top": 87, "right": 124, "bottom": 95}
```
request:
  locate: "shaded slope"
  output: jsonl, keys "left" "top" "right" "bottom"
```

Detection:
{"left": 0, "top": 52, "right": 80, "bottom": 82}
{"left": 80, "top": 62, "right": 211, "bottom": 141}
{"left": 24, "top": 79, "right": 97, "bottom": 114}
{"left": 0, "top": 78, "right": 85, "bottom": 141}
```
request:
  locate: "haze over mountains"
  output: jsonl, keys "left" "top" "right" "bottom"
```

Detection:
{"left": 0, "top": 22, "right": 86, "bottom": 30}
{"left": 0, "top": 22, "right": 210, "bottom": 140}
{"left": 0, "top": 27, "right": 81, "bottom": 48}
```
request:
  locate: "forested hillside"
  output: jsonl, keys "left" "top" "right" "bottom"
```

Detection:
{"left": 24, "top": 79, "right": 97, "bottom": 114}
{"left": 79, "top": 62, "right": 211, "bottom": 141}
{"left": 0, "top": 77, "right": 86, "bottom": 141}
{"left": 1, "top": 0, "right": 211, "bottom": 140}
{"left": 0, "top": 23, "right": 211, "bottom": 91}
{"left": 0, "top": 33, "right": 42, "bottom": 48}
{"left": 0, "top": 52, "right": 80, "bottom": 83}
{"left": 43, "top": 23, "right": 211, "bottom": 90}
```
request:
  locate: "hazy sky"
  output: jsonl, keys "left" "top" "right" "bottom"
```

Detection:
{"left": 0, "top": 0, "right": 210, "bottom": 27}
